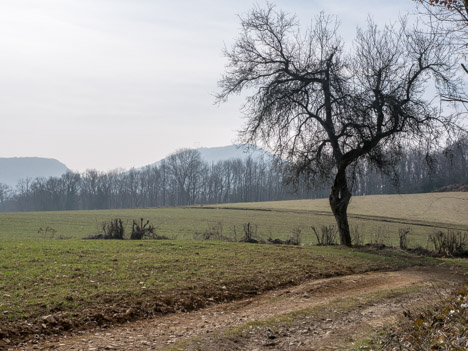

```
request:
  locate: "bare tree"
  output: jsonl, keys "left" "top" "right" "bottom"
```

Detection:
{"left": 167, "top": 149, "right": 203, "bottom": 205}
{"left": 0, "top": 183, "right": 12, "bottom": 208}
{"left": 217, "top": 5, "right": 466, "bottom": 246}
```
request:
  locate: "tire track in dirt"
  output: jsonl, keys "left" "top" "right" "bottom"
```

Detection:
{"left": 17, "top": 265, "right": 467, "bottom": 351}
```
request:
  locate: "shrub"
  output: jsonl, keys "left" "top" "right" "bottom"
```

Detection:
{"left": 100, "top": 218, "right": 125, "bottom": 240}
{"left": 351, "top": 225, "right": 364, "bottom": 246}
{"left": 312, "top": 225, "right": 338, "bottom": 246}
{"left": 399, "top": 227, "right": 411, "bottom": 250}
{"left": 239, "top": 222, "right": 259, "bottom": 243}
{"left": 193, "top": 222, "right": 232, "bottom": 241}
{"left": 287, "top": 227, "right": 302, "bottom": 245}
{"left": 268, "top": 227, "right": 302, "bottom": 246}
{"left": 131, "top": 218, "right": 163, "bottom": 240}
{"left": 369, "top": 226, "right": 389, "bottom": 247}
{"left": 427, "top": 230, "right": 468, "bottom": 256}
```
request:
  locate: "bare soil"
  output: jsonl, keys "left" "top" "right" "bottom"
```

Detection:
{"left": 9, "top": 264, "right": 466, "bottom": 351}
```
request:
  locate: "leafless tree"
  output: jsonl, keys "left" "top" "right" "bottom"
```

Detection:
{"left": 217, "top": 5, "right": 466, "bottom": 246}
{"left": 0, "top": 183, "right": 12, "bottom": 207}
{"left": 167, "top": 148, "right": 203, "bottom": 205}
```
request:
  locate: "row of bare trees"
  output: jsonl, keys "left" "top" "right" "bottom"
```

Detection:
{"left": 354, "top": 136, "right": 468, "bottom": 194}
{"left": 0, "top": 150, "right": 316, "bottom": 212}
{"left": 0, "top": 138, "right": 466, "bottom": 212}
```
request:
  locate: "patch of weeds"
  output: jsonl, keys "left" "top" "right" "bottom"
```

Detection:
{"left": 361, "top": 285, "right": 468, "bottom": 350}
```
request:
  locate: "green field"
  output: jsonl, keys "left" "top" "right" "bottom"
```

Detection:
{"left": 0, "top": 240, "right": 430, "bottom": 343}
{"left": 1, "top": 192, "right": 466, "bottom": 246}
{"left": 0, "top": 192, "right": 467, "bottom": 344}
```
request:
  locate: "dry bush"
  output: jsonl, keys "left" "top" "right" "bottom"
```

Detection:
{"left": 399, "top": 227, "right": 411, "bottom": 250}
{"left": 312, "top": 225, "right": 338, "bottom": 246}
{"left": 193, "top": 222, "right": 232, "bottom": 241}
{"left": 268, "top": 227, "right": 302, "bottom": 246}
{"left": 427, "top": 230, "right": 468, "bottom": 256}
{"left": 100, "top": 218, "right": 125, "bottom": 240}
{"left": 87, "top": 218, "right": 168, "bottom": 240}
{"left": 351, "top": 225, "right": 364, "bottom": 246}
{"left": 131, "top": 218, "right": 166, "bottom": 240}
{"left": 369, "top": 226, "right": 389, "bottom": 247}
{"left": 239, "top": 222, "right": 259, "bottom": 243}
{"left": 287, "top": 227, "right": 302, "bottom": 245}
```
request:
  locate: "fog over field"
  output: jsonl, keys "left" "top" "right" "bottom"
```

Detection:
{"left": 0, "top": 0, "right": 414, "bottom": 172}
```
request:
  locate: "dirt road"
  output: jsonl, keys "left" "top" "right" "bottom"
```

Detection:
{"left": 15, "top": 265, "right": 467, "bottom": 351}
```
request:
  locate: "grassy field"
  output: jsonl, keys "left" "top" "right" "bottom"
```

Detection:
{"left": 0, "top": 192, "right": 467, "bottom": 344}
{"left": 1, "top": 192, "right": 466, "bottom": 246}
{"left": 213, "top": 192, "right": 468, "bottom": 228}
{"left": 0, "top": 240, "right": 429, "bottom": 343}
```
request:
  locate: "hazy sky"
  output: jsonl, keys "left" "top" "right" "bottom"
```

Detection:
{"left": 0, "top": 0, "right": 415, "bottom": 172}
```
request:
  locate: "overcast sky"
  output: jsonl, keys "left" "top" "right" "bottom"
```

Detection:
{"left": 0, "top": 0, "right": 416, "bottom": 172}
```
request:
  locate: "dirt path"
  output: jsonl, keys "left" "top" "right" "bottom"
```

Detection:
{"left": 15, "top": 265, "right": 467, "bottom": 351}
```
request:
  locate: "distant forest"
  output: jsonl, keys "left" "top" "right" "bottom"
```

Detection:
{"left": 0, "top": 137, "right": 466, "bottom": 212}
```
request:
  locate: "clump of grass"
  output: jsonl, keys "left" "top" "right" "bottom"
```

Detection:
{"left": 364, "top": 285, "right": 468, "bottom": 350}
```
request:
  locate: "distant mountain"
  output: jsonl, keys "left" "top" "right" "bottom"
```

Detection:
{"left": 149, "top": 144, "right": 274, "bottom": 167}
{"left": 197, "top": 145, "right": 273, "bottom": 164}
{"left": 0, "top": 157, "right": 69, "bottom": 188}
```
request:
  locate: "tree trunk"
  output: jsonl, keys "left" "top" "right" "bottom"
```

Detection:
{"left": 329, "top": 166, "right": 352, "bottom": 247}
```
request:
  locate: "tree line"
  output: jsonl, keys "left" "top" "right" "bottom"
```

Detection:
{"left": 0, "top": 149, "right": 316, "bottom": 212}
{"left": 0, "top": 138, "right": 466, "bottom": 212}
